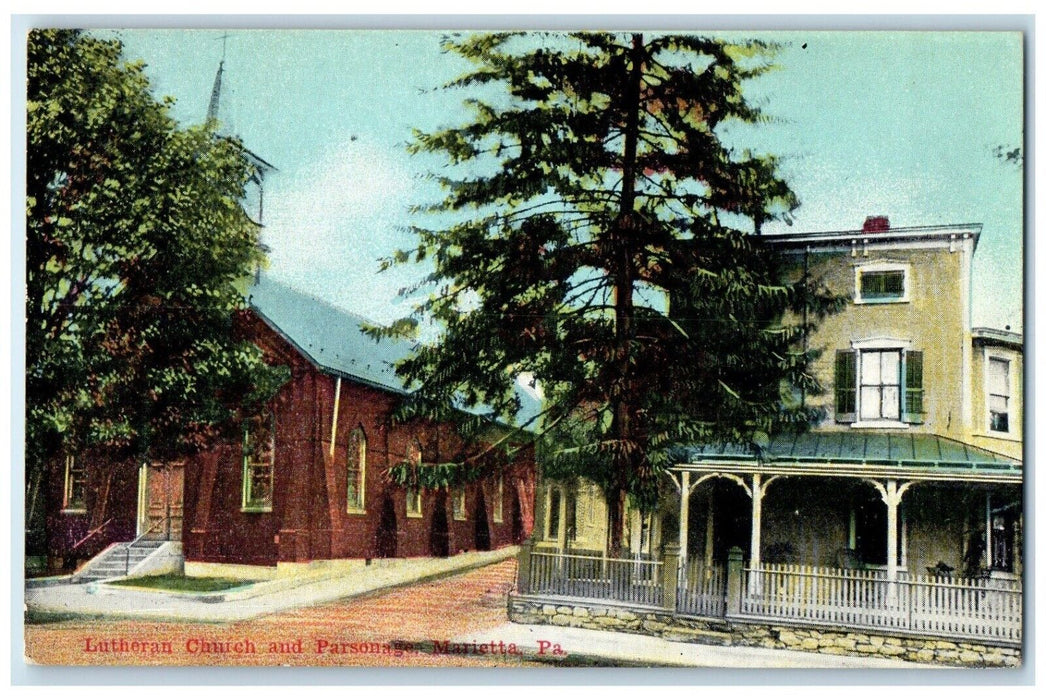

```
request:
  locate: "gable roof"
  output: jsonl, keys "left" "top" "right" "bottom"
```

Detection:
{"left": 246, "top": 275, "right": 542, "bottom": 427}
{"left": 248, "top": 275, "right": 411, "bottom": 393}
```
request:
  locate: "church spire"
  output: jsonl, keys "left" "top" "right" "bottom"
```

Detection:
{"left": 206, "top": 59, "right": 224, "bottom": 124}
{"left": 206, "top": 32, "right": 230, "bottom": 124}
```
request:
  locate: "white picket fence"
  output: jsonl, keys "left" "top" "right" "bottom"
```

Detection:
{"left": 527, "top": 551, "right": 664, "bottom": 607}
{"left": 741, "top": 563, "right": 1022, "bottom": 643}
{"left": 677, "top": 558, "right": 727, "bottom": 617}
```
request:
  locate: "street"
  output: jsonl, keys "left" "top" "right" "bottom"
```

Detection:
{"left": 24, "top": 559, "right": 541, "bottom": 667}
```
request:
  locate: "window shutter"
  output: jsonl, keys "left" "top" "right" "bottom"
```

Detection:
{"left": 834, "top": 350, "right": 857, "bottom": 423}
{"left": 903, "top": 350, "right": 924, "bottom": 424}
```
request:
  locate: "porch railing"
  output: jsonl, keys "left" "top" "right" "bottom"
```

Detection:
{"left": 527, "top": 551, "right": 664, "bottom": 607}
{"left": 740, "top": 562, "right": 1022, "bottom": 643}
{"left": 518, "top": 544, "right": 1022, "bottom": 644}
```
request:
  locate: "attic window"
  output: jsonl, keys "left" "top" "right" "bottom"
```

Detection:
{"left": 855, "top": 263, "right": 909, "bottom": 304}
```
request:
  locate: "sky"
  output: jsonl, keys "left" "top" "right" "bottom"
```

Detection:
{"left": 99, "top": 29, "right": 1025, "bottom": 332}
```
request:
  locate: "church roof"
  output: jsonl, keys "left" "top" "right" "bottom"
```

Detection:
{"left": 246, "top": 275, "right": 542, "bottom": 428}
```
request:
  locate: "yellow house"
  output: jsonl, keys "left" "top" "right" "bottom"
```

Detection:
{"left": 536, "top": 219, "right": 1022, "bottom": 583}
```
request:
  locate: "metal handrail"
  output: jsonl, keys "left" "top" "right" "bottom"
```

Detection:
{"left": 71, "top": 518, "right": 113, "bottom": 552}
{"left": 124, "top": 521, "right": 162, "bottom": 575}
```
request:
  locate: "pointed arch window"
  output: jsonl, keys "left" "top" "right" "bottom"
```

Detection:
{"left": 347, "top": 426, "right": 366, "bottom": 513}
{"left": 62, "top": 455, "right": 86, "bottom": 513}
{"left": 406, "top": 437, "right": 423, "bottom": 518}
{"left": 452, "top": 487, "right": 467, "bottom": 521}
{"left": 242, "top": 409, "right": 275, "bottom": 512}
{"left": 493, "top": 475, "right": 504, "bottom": 524}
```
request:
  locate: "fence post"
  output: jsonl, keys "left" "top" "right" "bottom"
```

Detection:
{"left": 662, "top": 543, "right": 680, "bottom": 612}
{"left": 516, "top": 537, "right": 534, "bottom": 594}
{"left": 726, "top": 546, "right": 744, "bottom": 617}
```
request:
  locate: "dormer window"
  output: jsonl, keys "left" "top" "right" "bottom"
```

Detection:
{"left": 855, "top": 263, "right": 909, "bottom": 304}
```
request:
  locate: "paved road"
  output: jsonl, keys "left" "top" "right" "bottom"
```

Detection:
{"left": 24, "top": 559, "right": 536, "bottom": 667}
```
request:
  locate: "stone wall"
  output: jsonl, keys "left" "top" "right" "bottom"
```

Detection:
{"left": 508, "top": 594, "right": 1021, "bottom": 668}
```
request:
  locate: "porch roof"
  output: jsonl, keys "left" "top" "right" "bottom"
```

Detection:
{"left": 673, "top": 432, "right": 1022, "bottom": 484}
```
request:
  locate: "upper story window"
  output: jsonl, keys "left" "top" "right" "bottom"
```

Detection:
{"left": 346, "top": 427, "right": 366, "bottom": 513}
{"left": 860, "top": 349, "right": 902, "bottom": 420}
{"left": 988, "top": 356, "right": 1012, "bottom": 433}
{"left": 62, "top": 455, "right": 86, "bottom": 513}
{"left": 855, "top": 262, "right": 909, "bottom": 304}
{"left": 405, "top": 437, "right": 423, "bottom": 518}
{"left": 835, "top": 344, "right": 923, "bottom": 426}
{"left": 242, "top": 410, "right": 275, "bottom": 512}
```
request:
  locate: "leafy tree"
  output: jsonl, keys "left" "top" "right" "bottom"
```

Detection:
{"left": 25, "top": 29, "right": 287, "bottom": 551}
{"left": 377, "top": 32, "right": 839, "bottom": 550}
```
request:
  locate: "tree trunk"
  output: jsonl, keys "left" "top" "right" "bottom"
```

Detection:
{"left": 606, "top": 33, "right": 646, "bottom": 556}
{"left": 605, "top": 485, "right": 628, "bottom": 556}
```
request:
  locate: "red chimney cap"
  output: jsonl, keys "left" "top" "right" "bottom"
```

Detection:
{"left": 862, "top": 216, "right": 890, "bottom": 232}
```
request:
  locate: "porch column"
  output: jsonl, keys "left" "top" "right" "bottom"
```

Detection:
{"left": 704, "top": 491, "right": 715, "bottom": 566}
{"left": 679, "top": 472, "right": 690, "bottom": 568}
{"left": 886, "top": 479, "right": 899, "bottom": 582}
{"left": 750, "top": 473, "right": 763, "bottom": 570}
{"left": 984, "top": 493, "right": 992, "bottom": 570}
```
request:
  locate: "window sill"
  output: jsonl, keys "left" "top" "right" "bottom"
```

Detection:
{"left": 453, "top": 515, "right": 467, "bottom": 522}
{"left": 346, "top": 507, "right": 367, "bottom": 515}
{"left": 851, "top": 420, "right": 911, "bottom": 429}
{"left": 493, "top": 518, "right": 504, "bottom": 525}
{"left": 61, "top": 508, "right": 87, "bottom": 515}
{"left": 979, "top": 430, "right": 1020, "bottom": 442}
{"left": 854, "top": 297, "right": 909, "bottom": 305}
{"left": 406, "top": 512, "right": 423, "bottom": 519}
{"left": 241, "top": 506, "right": 273, "bottom": 514}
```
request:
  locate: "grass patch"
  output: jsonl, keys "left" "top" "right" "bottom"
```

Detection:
{"left": 110, "top": 574, "right": 256, "bottom": 593}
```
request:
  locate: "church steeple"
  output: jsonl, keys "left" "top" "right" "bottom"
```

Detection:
{"left": 201, "top": 30, "right": 275, "bottom": 278}
{"left": 206, "top": 59, "right": 224, "bottom": 124}
{"left": 206, "top": 32, "right": 230, "bottom": 125}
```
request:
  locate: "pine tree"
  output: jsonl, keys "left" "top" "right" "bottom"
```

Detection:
{"left": 379, "top": 32, "right": 839, "bottom": 550}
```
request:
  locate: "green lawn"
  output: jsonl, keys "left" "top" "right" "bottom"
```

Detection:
{"left": 110, "top": 574, "right": 256, "bottom": 592}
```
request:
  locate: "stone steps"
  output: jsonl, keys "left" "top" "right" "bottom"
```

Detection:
{"left": 74, "top": 541, "right": 166, "bottom": 582}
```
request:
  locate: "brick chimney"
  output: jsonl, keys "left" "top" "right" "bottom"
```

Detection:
{"left": 862, "top": 215, "right": 890, "bottom": 232}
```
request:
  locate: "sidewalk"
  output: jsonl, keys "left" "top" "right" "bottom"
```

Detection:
{"left": 452, "top": 623, "right": 943, "bottom": 669}
{"left": 25, "top": 547, "right": 518, "bottom": 623}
